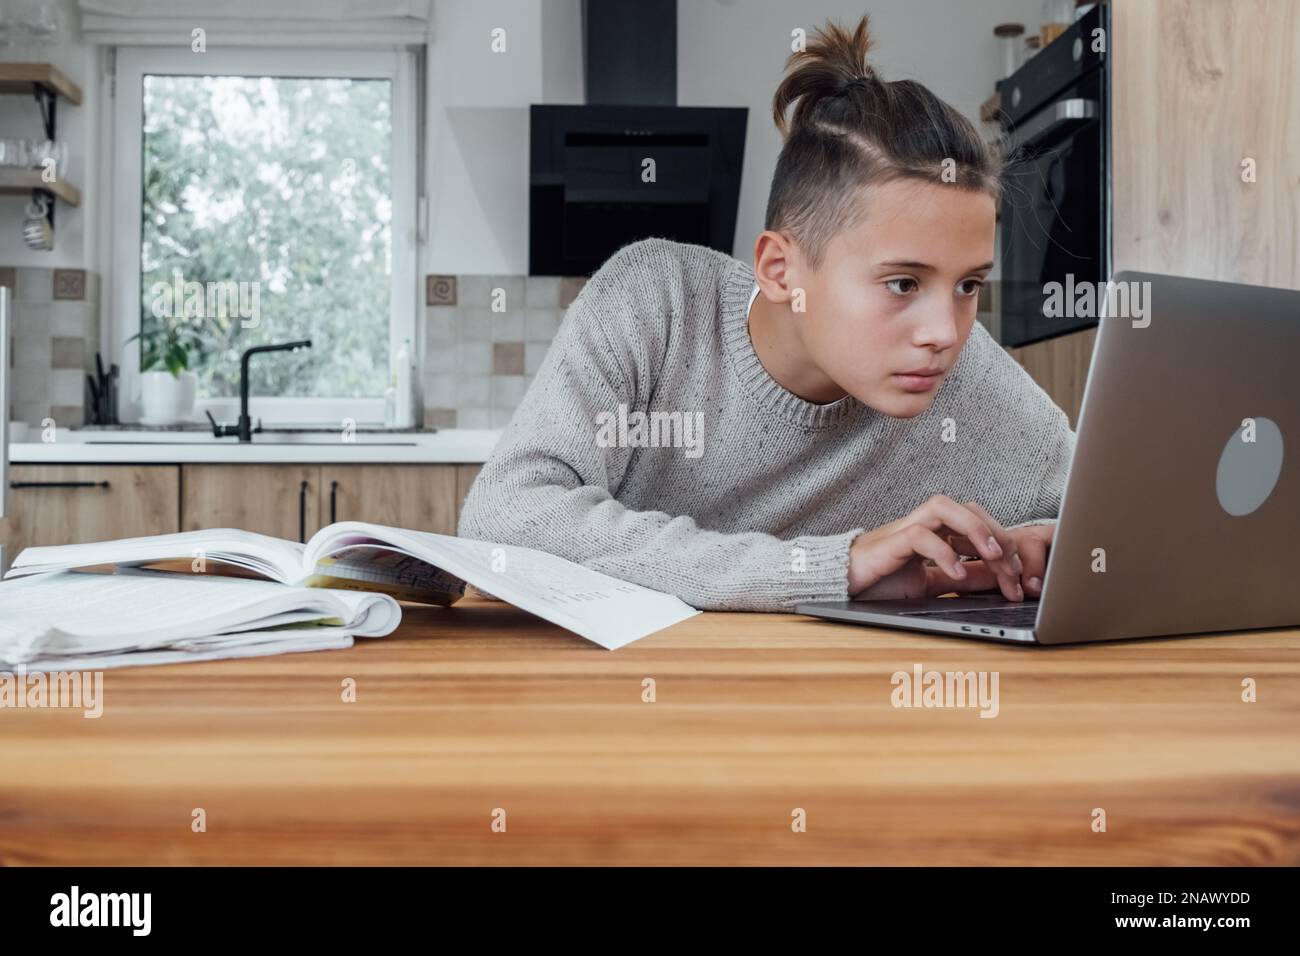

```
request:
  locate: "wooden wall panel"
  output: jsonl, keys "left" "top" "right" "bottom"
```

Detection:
{"left": 1111, "top": 0, "right": 1300, "bottom": 287}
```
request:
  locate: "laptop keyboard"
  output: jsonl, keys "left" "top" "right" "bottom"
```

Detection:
{"left": 898, "top": 603, "right": 1040, "bottom": 627}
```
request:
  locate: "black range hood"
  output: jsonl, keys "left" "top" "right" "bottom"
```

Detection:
{"left": 529, "top": 0, "right": 747, "bottom": 276}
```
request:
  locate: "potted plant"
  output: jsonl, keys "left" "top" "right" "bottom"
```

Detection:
{"left": 127, "top": 318, "right": 207, "bottom": 425}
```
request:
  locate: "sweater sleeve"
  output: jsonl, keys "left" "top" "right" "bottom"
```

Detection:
{"left": 457, "top": 245, "right": 863, "bottom": 612}
{"left": 1005, "top": 401, "right": 1076, "bottom": 530}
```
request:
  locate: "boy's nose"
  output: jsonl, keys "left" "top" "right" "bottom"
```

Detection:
{"left": 914, "top": 308, "right": 961, "bottom": 350}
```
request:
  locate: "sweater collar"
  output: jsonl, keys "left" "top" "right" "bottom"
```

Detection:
{"left": 721, "top": 258, "right": 866, "bottom": 429}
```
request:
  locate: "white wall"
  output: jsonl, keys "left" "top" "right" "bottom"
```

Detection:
{"left": 0, "top": 0, "right": 98, "bottom": 269}
{"left": 423, "top": 0, "right": 583, "bottom": 276}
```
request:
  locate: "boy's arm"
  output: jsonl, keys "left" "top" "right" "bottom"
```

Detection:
{"left": 457, "top": 252, "right": 861, "bottom": 612}
{"left": 1005, "top": 415, "right": 1076, "bottom": 530}
{"left": 975, "top": 326, "right": 1076, "bottom": 533}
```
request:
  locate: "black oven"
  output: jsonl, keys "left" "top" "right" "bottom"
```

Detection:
{"left": 997, "top": 3, "right": 1110, "bottom": 348}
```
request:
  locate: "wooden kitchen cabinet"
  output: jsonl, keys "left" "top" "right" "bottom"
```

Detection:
{"left": 319, "top": 465, "right": 460, "bottom": 534}
{"left": 0, "top": 465, "right": 180, "bottom": 572}
{"left": 455, "top": 464, "right": 481, "bottom": 518}
{"left": 181, "top": 464, "right": 323, "bottom": 542}
{"left": 1112, "top": 0, "right": 1300, "bottom": 291}
{"left": 1, "top": 462, "right": 485, "bottom": 571}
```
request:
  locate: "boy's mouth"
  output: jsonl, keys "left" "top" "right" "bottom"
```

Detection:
{"left": 892, "top": 367, "right": 945, "bottom": 392}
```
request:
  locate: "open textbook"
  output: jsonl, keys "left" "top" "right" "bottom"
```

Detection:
{"left": 3, "top": 522, "right": 701, "bottom": 652}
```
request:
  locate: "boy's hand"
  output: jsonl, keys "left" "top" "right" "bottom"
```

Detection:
{"left": 1005, "top": 523, "right": 1055, "bottom": 598}
{"left": 936, "top": 522, "right": 1055, "bottom": 598}
{"left": 848, "top": 495, "right": 1026, "bottom": 601}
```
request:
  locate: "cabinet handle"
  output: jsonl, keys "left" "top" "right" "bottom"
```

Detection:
{"left": 1006, "top": 97, "right": 1099, "bottom": 152}
{"left": 298, "top": 479, "right": 308, "bottom": 543}
{"left": 329, "top": 480, "right": 338, "bottom": 524}
{"left": 10, "top": 480, "right": 110, "bottom": 489}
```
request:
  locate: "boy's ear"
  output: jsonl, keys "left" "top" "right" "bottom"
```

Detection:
{"left": 752, "top": 229, "right": 801, "bottom": 305}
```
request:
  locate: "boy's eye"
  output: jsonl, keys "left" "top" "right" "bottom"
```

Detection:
{"left": 957, "top": 278, "right": 984, "bottom": 297}
{"left": 885, "top": 277, "right": 918, "bottom": 296}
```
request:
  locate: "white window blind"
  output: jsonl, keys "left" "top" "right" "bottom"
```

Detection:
{"left": 77, "top": 0, "right": 432, "bottom": 47}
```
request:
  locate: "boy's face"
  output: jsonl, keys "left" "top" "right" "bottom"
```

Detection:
{"left": 792, "top": 179, "right": 996, "bottom": 418}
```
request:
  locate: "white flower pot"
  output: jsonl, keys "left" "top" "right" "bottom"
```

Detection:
{"left": 139, "top": 370, "right": 197, "bottom": 425}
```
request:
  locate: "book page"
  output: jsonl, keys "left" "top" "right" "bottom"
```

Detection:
{"left": 303, "top": 545, "right": 466, "bottom": 605}
{"left": 5, "top": 529, "right": 305, "bottom": 584}
{"left": 307, "top": 523, "right": 699, "bottom": 649}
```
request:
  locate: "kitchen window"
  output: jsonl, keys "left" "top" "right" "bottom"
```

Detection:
{"left": 111, "top": 47, "right": 417, "bottom": 425}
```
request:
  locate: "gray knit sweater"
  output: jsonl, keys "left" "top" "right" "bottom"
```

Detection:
{"left": 458, "top": 237, "right": 1075, "bottom": 611}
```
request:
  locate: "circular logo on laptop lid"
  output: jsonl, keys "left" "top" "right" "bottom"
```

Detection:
{"left": 1216, "top": 417, "right": 1284, "bottom": 516}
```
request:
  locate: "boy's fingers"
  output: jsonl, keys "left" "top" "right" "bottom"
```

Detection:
{"left": 918, "top": 497, "right": 1018, "bottom": 579}
{"left": 945, "top": 533, "right": 983, "bottom": 559}
{"left": 1016, "top": 529, "right": 1052, "bottom": 597}
{"left": 960, "top": 502, "right": 1026, "bottom": 601}
{"left": 963, "top": 502, "right": 1023, "bottom": 575}
{"left": 891, "top": 524, "right": 965, "bottom": 580}
{"left": 925, "top": 559, "right": 1001, "bottom": 597}
{"left": 855, "top": 525, "right": 965, "bottom": 594}
{"left": 945, "top": 535, "right": 1022, "bottom": 597}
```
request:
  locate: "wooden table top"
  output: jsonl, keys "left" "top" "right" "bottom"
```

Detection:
{"left": 3, "top": 595, "right": 1298, "bottom": 866}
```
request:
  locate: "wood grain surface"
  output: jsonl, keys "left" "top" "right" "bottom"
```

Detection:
{"left": 2, "top": 596, "right": 1297, "bottom": 866}
{"left": 1112, "top": 0, "right": 1300, "bottom": 289}
{"left": 1, "top": 465, "right": 180, "bottom": 574}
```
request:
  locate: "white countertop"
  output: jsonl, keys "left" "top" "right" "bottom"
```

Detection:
{"left": 7, "top": 428, "right": 503, "bottom": 464}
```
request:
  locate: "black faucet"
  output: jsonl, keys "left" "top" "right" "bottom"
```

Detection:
{"left": 206, "top": 340, "right": 312, "bottom": 442}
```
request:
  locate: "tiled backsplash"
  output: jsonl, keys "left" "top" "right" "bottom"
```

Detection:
{"left": 2, "top": 267, "right": 100, "bottom": 428}
{"left": 422, "top": 273, "right": 586, "bottom": 429}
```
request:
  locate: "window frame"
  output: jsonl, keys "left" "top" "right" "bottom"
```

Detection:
{"left": 110, "top": 46, "right": 418, "bottom": 426}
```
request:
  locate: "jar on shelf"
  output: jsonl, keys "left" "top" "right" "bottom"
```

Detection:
{"left": 0, "top": 138, "right": 31, "bottom": 168}
{"left": 993, "top": 23, "right": 1026, "bottom": 80}
{"left": 1040, "top": 0, "right": 1075, "bottom": 47}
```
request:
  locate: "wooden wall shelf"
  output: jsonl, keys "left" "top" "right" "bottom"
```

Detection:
{"left": 0, "top": 62, "right": 82, "bottom": 105}
{"left": 0, "top": 62, "right": 82, "bottom": 233}
{"left": 0, "top": 168, "right": 81, "bottom": 206}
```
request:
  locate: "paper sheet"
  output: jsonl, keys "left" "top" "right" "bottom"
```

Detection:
{"left": 313, "top": 525, "right": 701, "bottom": 649}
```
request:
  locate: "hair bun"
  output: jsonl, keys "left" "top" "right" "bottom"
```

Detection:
{"left": 772, "top": 17, "right": 880, "bottom": 137}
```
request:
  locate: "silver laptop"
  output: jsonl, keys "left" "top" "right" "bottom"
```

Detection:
{"left": 797, "top": 272, "right": 1299, "bottom": 644}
